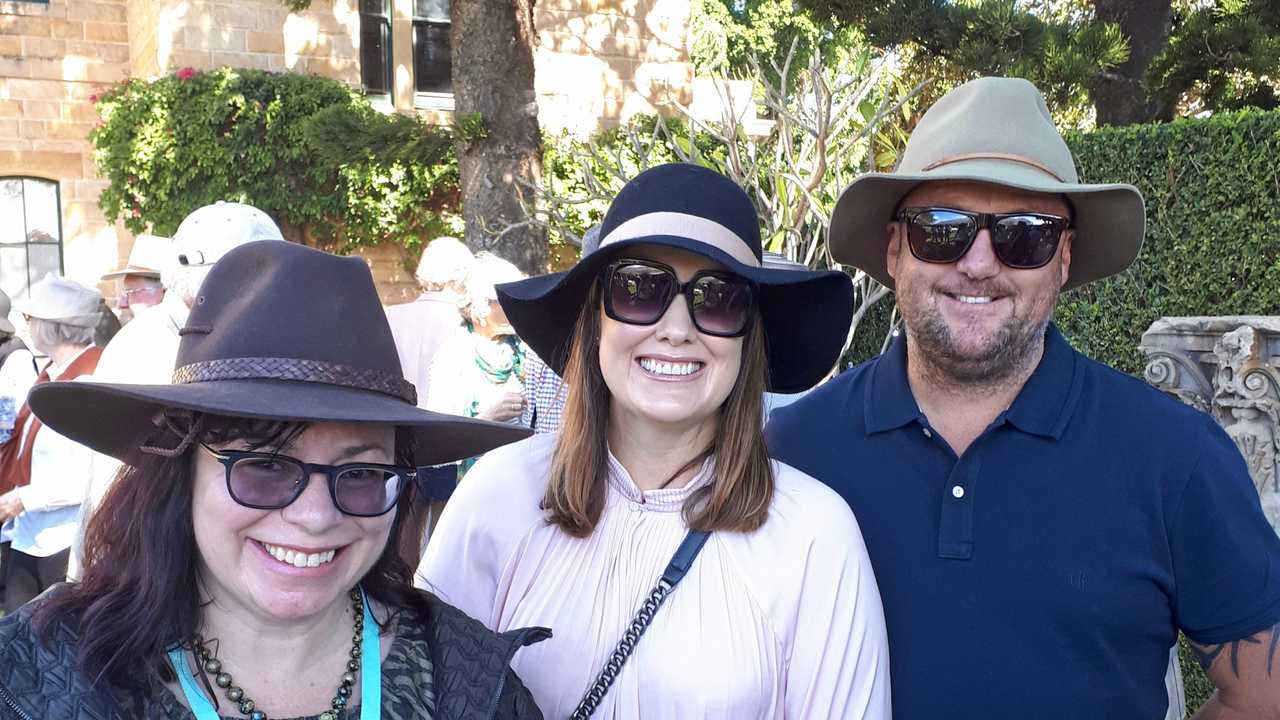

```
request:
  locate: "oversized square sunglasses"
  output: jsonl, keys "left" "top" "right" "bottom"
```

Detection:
{"left": 600, "top": 259, "right": 756, "bottom": 337}
{"left": 201, "top": 444, "right": 414, "bottom": 517}
{"left": 897, "top": 207, "right": 1071, "bottom": 269}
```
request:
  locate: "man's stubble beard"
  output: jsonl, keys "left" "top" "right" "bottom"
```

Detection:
{"left": 900, "top": 284, "right": 1057, "bottom": 389}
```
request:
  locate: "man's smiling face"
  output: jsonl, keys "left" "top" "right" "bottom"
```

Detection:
{"left": 886, "top": 180, "right": 1074, "bottom": 383}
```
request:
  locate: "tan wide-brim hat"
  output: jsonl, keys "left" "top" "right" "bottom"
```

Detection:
{"left": 101, "top": 233, "right": 173, "bottom": 280}
{"left": 830, "top": 76, "right": 1145, "bottom": 292}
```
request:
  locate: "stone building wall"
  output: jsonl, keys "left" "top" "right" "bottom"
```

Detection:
{"left": 0, "top": 0, "right": 693, "bottom": 299}
{"left": 0, "top": 0, "right": 130, "bottom": 290}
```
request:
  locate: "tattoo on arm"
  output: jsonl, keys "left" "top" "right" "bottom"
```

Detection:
{"left": 1191, "top": 622, "right": 1280, "bottom": 678}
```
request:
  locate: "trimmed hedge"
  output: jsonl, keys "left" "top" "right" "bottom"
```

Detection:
{"left": 1057, "top": 109, "right": 1280, "bottom": 374}
{"left": 846, "top": 108, "right": 1280, "bottom": 712}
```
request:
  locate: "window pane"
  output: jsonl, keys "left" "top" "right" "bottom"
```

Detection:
{"left": 413, "top": 22, "right": 451, "bottom": 94}
{"left": 0, "top": 180, "right": 23, "bottom": 245}
{"left": 0, "top": 248, "right": 28, "bottom": 301}
{"left": 360, "top": 19, "right": 390, "bottom": 93}
{"left": 27, "top": 242, "right": 61, "bottom": 288}
{"left": 22, "top": 178, "right": 60, "bottom": 241}
{"left": 359, "top": 0, "right": 387, "bottom": 16}
{"left": 414, "top": 0, "right": 449, "bottom": 21}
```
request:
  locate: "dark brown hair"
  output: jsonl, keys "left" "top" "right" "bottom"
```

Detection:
{"left": 32, "top": 413, "right": 429, "bottom": 695}
{"left": 543, "top": 284, "right": 774, "bottom": 537}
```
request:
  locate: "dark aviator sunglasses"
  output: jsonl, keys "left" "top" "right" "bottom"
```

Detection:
{"left": 897, "top": 207, "right": 1071, "bottom": 270}
{"left": 600, "top": 259, "right": 757, "bottom": 338}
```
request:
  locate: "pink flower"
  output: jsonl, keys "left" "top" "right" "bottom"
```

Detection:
{"left": 176, "top": 67, "right": 196, "bottom": 81}
{"left": 89, "top": 94, "right": 98, "bottom": 103}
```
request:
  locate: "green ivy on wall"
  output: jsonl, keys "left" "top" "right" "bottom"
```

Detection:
{"left": 91, "top": 67, "right": 459, "bottom": 254}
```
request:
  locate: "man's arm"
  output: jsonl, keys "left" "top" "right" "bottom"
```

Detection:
{"left": 1190, "top": 623, "right": 1280, "bottom": 719}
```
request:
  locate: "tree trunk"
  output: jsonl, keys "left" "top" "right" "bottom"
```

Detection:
{"left": 451, "top": 0, "right": 547, "bottom": 275}
{"left": 1092, "top": 0, "right": 1176, "bottom": 125}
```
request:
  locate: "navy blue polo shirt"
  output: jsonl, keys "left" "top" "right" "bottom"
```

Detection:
{"left": 766, "top": 325, "right": 1280, "bottom": 718}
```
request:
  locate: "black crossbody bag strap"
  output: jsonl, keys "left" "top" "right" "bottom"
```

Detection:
{"left": 569, "top": 530, "right": 712, "bottom": 720}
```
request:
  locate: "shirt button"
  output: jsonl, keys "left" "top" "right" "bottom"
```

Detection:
{"left": 952, "top": 485, "right": 965, "bottom": 499}
{"left": 922, "top": 427, "right": 933, "bottom": 438}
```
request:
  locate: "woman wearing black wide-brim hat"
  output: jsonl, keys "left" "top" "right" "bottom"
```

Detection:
{"left": 418, "top": 163, "right": 890, "bottom": 718}
{"left": 0, "top": 241, "right": 546, "bottom": 720}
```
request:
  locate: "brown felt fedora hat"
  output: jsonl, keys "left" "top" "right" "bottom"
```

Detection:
{"left": 829, "top": 76, "right": 1145, "bottom": 291}
{"left": 29, "top": 240, "right": 530, "bottom": 465}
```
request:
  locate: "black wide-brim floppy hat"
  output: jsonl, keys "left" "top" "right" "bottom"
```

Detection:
{"left": 497, "top": 163, "right": 855, "bottom": 394}
{"left": 829, "top": 76, "right": 1145, "bottom": 292}
{"left": 29, "top": 240, "right": 530, "bottom": 465}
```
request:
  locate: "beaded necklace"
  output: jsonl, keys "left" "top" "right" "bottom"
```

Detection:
{"left": 166, "top": 587, "right": 381, "bottom": 720}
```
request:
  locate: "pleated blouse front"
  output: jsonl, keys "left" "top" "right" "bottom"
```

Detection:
{"left": 416, "top": 433, "right": 890, "bottom": 719}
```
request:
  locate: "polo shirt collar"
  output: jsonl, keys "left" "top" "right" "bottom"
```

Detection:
{"left": 864, "top": 323, "right": 1083, "bottom": 439}
{"left": 1003, "top": 323, "right": 1083, "bottom": 439}
{"left": 865, "top": 331, "right": 923, "bottom": 433}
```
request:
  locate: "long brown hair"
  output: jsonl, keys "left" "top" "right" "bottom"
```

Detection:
{"left": 32, "top": 413, "right": 429, "bottom": 695}
{"left": 544, "top": 283, "right": 774, "bottom": 537}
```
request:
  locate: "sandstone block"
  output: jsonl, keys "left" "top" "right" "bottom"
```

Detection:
{"left": 66, "top": 3, "right": 127, "bottom": 24}
{"left": 5, "top": 78, "right": 66, "bottom": 101}
{"left": 0, "top": 35, "right": 21, "bottom": 55}
{"left": 0, "top": 149, "right": 85, "bottom": 179}
{"left": 49, "top": 18, "right": 85, "bottom": 40}
{"left": 66, "top": 39, "right": 129, "bottom": 62}
{"left": 21, "top": 99, "right": 60, "bottom": 120}
{"left": 84, "top": 21, "right": 126, "bottom": 42}
{"left": 0, "top": 15, "right": 51, "bottom": 38}
{"left": 22, "top": 35, "right": 66, "bottom": 58}
{"left": 246, "top": 30, "right": 284, "bottom": 54}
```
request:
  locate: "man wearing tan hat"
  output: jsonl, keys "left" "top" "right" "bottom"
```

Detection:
{"left": 767, "top": 77, "right": 1280, "bottom": 717}
{"left": 101, "top": 233, "right": 170, "bottom": 323}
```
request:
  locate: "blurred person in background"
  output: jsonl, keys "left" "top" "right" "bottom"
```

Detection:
{"left": 67, "top": 201, "right": 284, "bottom": 580}
{"left": 101, "top": 233, "right": 170, "bottom": 324}
{"left": 385, "top": 237, "right": 474, "bottom": 410}
{"left": 0, "top": 290, "right": 26, "bottom": 446}
{"left": 0, "top": 274, "right": 104, "bottom": 610}
{"left": 426, "top": 252, "right": 527, "bottom": 425}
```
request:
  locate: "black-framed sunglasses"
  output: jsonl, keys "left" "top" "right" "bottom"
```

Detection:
{"left": 897, "top": 207, "right": 1070, "bottom": 269}
{"left": 600, "top": 259, "right": 756, "bottom": 337}
{"left": 200, "top": 444, "right": 414, "bottom": 517}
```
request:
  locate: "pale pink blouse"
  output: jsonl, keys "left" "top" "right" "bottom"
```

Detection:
{"left": 416, "top": 433, "right": 891, "bottom": 718}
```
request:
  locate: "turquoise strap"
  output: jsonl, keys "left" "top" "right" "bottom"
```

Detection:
{"left": 165, "top": 647, "right": 221, "bottom": 720}
{"left": 165, "top": 586, "right": 382, "bottom": 720}
{"left": 359, "top": 586, "right": 380, "bottom": 720}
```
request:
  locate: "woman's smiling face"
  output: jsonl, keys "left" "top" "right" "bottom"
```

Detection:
{"left": 598, "top": 246, "right": 745, "bottom": 434}
{"left": 190, "top": 421, "right": 397, "bottom": 622}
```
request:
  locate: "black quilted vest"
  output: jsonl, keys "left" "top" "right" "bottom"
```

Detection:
{"left": 0, "top": 585, "right": 548, "bottom": 720}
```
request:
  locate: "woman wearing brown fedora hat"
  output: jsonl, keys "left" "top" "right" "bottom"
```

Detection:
{"left": 0, "top": 242, "right": 544, "bottom": 720}
{"left": 418, "top": 164, "right": 890, "bottom": 718}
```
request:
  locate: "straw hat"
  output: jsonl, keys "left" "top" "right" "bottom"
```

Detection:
{"left": 829, "top": 76, "right": 1145, "bottom": 291}
{"left": 102, "top": 234, "right": 173, "bottom": 280}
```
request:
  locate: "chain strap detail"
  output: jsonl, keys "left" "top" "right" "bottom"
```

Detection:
{"left": 570, "top": 580, "right": 673, "bottom": 720}
{"left": 569, "top": 529, "right": 710, "bottom": 719}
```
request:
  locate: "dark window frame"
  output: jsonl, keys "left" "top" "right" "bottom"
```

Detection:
{"left": 0, "top": 176, "right": 64, "bottom": 301}
{"left": 412, "top": 0, "right": 453, "bottom": 102}
{"left": 358, "top": 0, "right": 394, "bottom": 97}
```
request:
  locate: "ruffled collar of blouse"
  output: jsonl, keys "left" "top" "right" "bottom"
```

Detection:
{"left": 604, "top": 448, "right": 716, "bottom": 512}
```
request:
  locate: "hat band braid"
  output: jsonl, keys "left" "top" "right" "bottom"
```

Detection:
{"left": 172, "top": 357, "right": 417, "bottom": 405}
{"left": 921, "top": 152, "right": 1066, "bottom": 183}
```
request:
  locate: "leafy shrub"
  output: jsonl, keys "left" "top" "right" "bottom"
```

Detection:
{"left": 92, "top": 67, "right": 458, "bottom": 253}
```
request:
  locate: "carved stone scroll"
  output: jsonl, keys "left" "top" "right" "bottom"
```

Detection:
{"left": 1140, "top": 317, "right": 1280, "bottom": 532}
